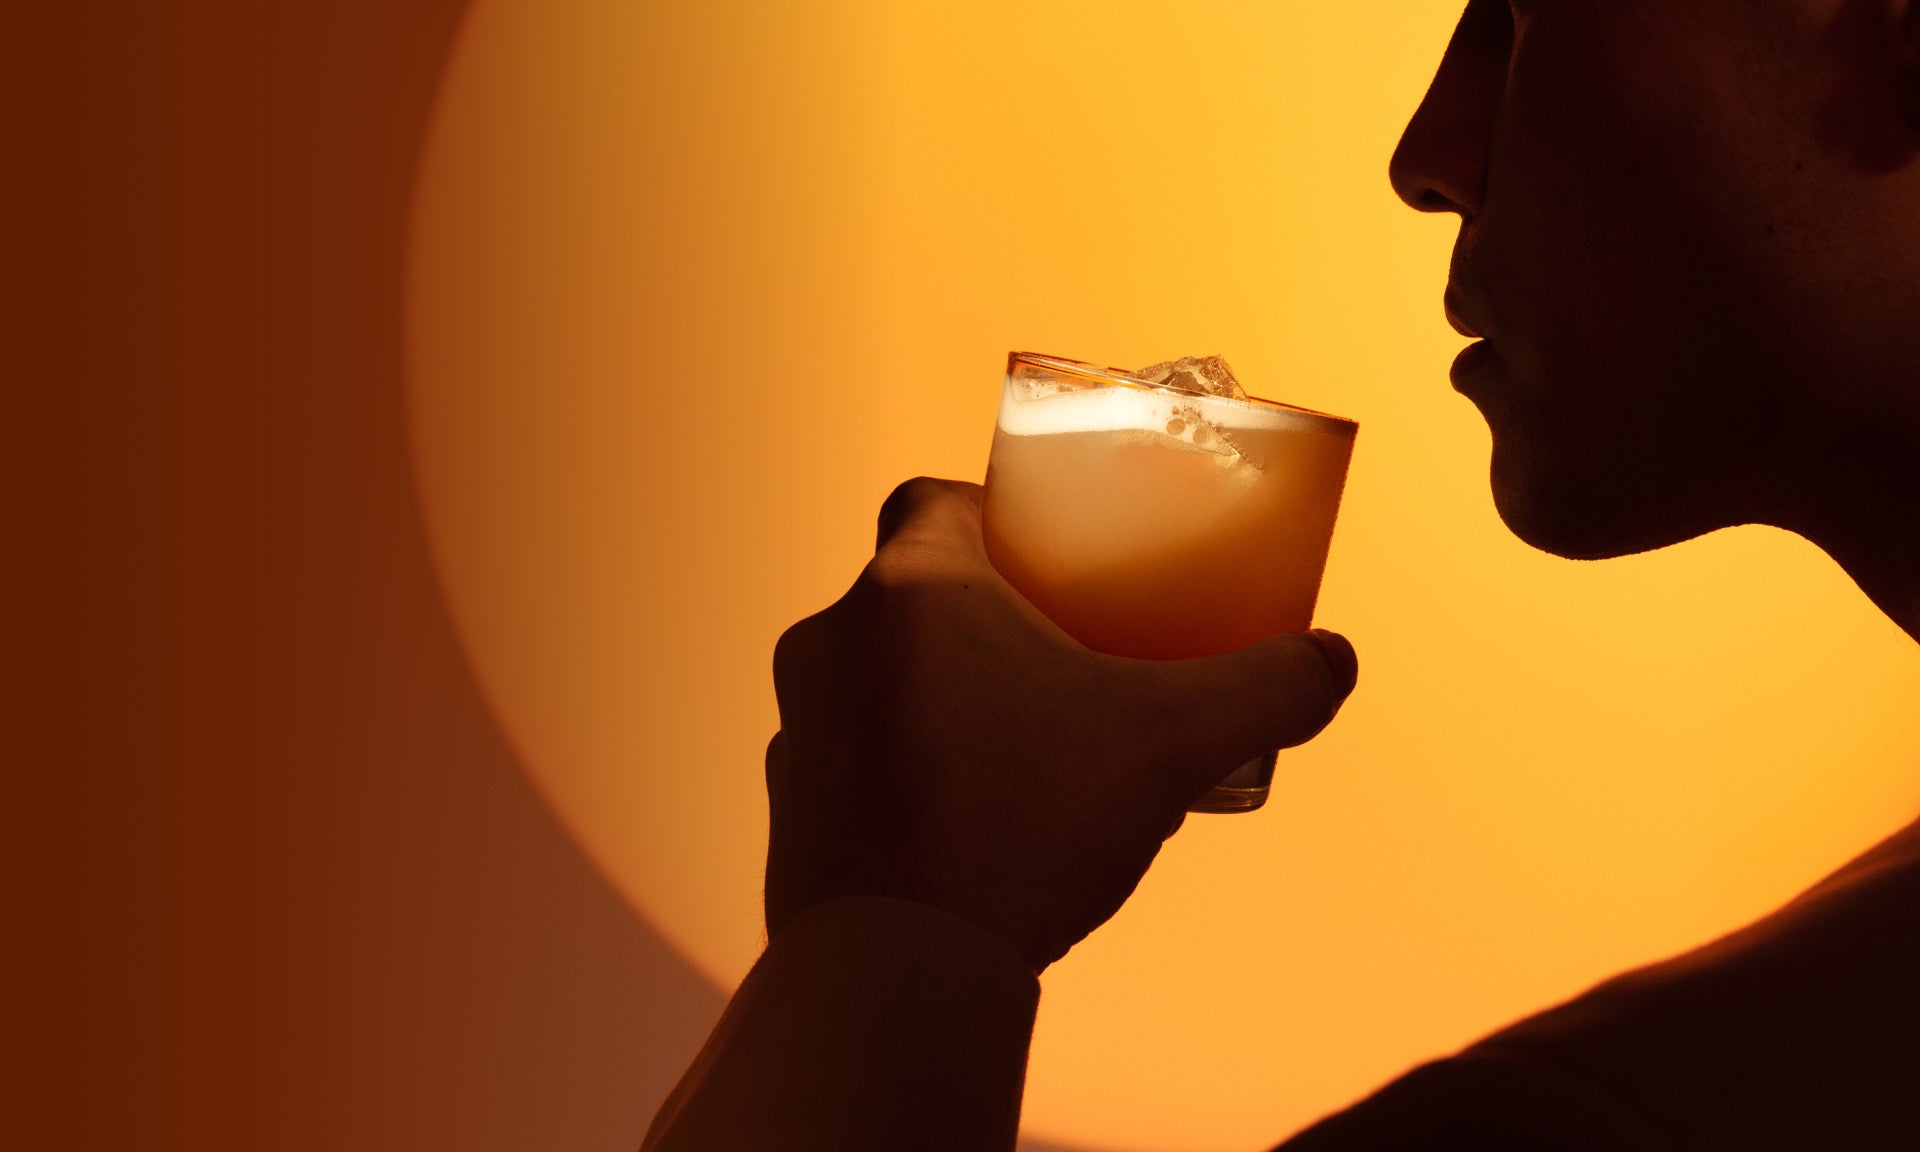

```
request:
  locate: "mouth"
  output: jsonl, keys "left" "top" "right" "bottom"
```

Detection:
{"left": 1442, "top": 284, "right": 1496, "bottom": 391}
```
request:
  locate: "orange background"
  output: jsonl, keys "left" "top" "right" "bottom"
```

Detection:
{"left": 26, "top": 3, "right": 1920, "bottom": 1151}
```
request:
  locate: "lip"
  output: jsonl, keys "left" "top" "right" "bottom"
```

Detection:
{"left": 1442, "top": 287, "right": 1483, "bottom": 339}
{"left": 1450, "top": 340, "right": 1493, "bottom": 389}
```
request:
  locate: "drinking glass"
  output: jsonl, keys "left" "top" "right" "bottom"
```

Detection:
{"left": 981, "top": 351, "right": 1357, "bottom": 813}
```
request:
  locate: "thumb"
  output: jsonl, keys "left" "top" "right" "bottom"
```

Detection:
{"left": 1128, "top": 628, "right": 1358, "bottom": 801}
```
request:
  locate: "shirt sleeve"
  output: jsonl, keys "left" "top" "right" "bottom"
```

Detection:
{"left": 1275, "top": 1046, "right": 1675, "bottom": 1152}
{"left": 641, "top": 895, "right": 1042, "bottom": 1152}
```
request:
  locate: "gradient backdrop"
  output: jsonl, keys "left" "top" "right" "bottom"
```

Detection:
{"left": 28, "top": 2, "right": 1920, "bottom": 1150}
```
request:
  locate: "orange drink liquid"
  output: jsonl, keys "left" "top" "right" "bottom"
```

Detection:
{"left": 981, "top": 352, "right": 1356, "bottom": 811}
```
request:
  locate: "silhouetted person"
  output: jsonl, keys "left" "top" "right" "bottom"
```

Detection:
{"left": 644, "top": 2, "right": 1920, "bottom": 1147}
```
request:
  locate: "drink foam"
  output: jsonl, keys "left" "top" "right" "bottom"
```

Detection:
{"left": 1000, "top": 352, "right": 1352, "bottom": 446}
{"left": 997, "top": 376, "right": 1296, "bottom": 437}
{"left": 998, "top": 378, "right": 1255, "bottom": 465}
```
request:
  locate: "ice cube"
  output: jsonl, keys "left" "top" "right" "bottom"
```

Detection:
{"left": 1133, "top": 355, "right": 1247, "bottom": 400}
{"left": 1154, "top": 397, "right": 1248, "bottom": 461}
{"left": 1134, "top": 355, "right": 1256, "bottom": 468}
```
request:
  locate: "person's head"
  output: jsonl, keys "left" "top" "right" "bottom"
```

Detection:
{"left": 1390, "top": 0, "right": 1920, "bottom": 561}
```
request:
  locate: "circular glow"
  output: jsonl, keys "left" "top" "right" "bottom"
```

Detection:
{"left": 405, "top": 3, "right": 1920, "bottom": 1148}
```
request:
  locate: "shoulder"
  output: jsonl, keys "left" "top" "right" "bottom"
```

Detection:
{"left": 1472, "top": 814, "right": 1920, "bottom": 1146}
{"left": 1283, "top": 815, "right": 1920, "bottom": 1151}
{"left": 1277, "top": 1045, "right": 1673, "bottom": 1150}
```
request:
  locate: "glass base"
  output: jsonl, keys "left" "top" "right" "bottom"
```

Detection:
{"left": 1189, "top": 749, "right": 1278, "bottom": 814}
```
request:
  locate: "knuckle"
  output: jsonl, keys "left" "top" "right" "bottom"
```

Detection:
{"left": 889, "top": 475, "right": 947, "bottom": 506}
{"left": 772, "top": 613, "right": 828, "bottom": 686}
{"left": 875, "top": 476, "right": 946, "bottom": 546}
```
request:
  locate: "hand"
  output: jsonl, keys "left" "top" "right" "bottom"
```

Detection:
{"left": 765, "top": 477, "right": 1358, "bottom": 973}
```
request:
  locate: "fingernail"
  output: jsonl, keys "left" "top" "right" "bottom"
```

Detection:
{"left": 1307, "top": 629, "right": 1359, "bottom": 700}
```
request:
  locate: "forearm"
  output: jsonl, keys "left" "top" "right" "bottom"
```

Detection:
{"left": 641, "top": 895, "right": 1042, "bottom": 1152}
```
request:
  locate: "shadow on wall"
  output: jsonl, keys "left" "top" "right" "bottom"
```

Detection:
{"left": 32, "top": 2, "right": 754, "bottom": 1148}
{"left": 25, "top": 3, "right": 1117, "bottom": 1147}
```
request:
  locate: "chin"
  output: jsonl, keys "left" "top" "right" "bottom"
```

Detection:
{"left": 1491, "top": 485, "right": 1640, "bottom": 561}
{"left": 1487, "top": 446, "right": 1723, "bottom": 563}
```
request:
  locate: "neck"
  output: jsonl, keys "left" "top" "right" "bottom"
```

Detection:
{"left": 1816, "top": 528, "right": 1920, "bottom": 646}
{"left": 1771, "top": 412, "right": 1920, "bottom": 645}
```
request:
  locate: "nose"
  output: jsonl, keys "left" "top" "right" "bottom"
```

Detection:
{"left": 1388, "top": 0, "right": 1512, "bottom": 218}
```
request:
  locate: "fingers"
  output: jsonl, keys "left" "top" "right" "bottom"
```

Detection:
{"left": 763, "top": 730, "right": 789, "bottom": 800}
{"left": 875, "top": 476, "right": 985, "bottom": 551}
{"left": 1131, "top": 629, "right": 1359, "bottom": 800}
{"left": 1304, "top": 628, "right": 1360, "bottom": 701}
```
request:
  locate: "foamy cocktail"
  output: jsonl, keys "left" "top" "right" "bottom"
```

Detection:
{"left": 982, "top": 351, "right": 1356, "bottom": 813}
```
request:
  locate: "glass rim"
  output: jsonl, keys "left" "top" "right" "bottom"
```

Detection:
{"left": 1006, "top": 351, "right": 1358, "bottom": 436}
